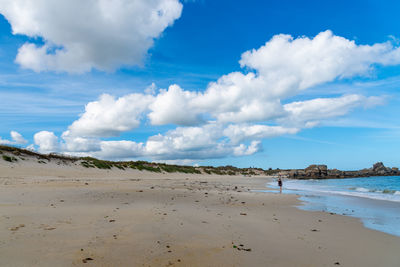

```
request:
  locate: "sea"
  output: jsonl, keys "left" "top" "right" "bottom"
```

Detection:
{"left": 263, "top": 176, "right": 400, "bottom": 237}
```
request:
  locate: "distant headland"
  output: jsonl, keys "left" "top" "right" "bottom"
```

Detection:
{"left": 277, "top": 162, "right": 400, "bottom": 179}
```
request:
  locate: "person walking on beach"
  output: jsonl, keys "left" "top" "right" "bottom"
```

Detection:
{"left": 278, "top": 177, "right": 283, "bottom": 193}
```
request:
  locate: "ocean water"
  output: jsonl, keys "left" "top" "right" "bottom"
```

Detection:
{"left": 265, "top": 176, "right": 400, "bottom": 237}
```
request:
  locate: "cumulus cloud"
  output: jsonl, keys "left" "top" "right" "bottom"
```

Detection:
{"left": 233, "top": 141, "right": 262, "bottom": 156}
{"left": 224, "top": 125, "right": 299, "bottom": 144}
{"left": 145, "top": 30, "right": 400, "bottom": 126}
{"left": 68, "top": 93, "right": 154, "bottom": 137}
{"left": 10, "top": 131, "right": 28, "bottom": 144}
{"left": 196, "top": 72, "right": 285, "bottom": 123}
{"left": 30, "top": 31, "right": 400, "bottom": 161}
{"left": 240, "top": 30, "right": 400, "bottom": 95}
{"left": 61, "top": 132, "right": 101, "bottom": 152}
{"left": 148, "top": 84, "right": 203, "bottom": 125}
{"left": 0, "top": 0, "right": 182, "bottom": 73}
{"left": 34, "top": 131, "right": 59, "bottom": 153}
{"left": 64, "top": 31, "right": 400, "bottom": 134}
{"left": 93, "top": 140, "right": 145, "bottom": 159}
{"left": 143, "top": 123, "right": 227, "bottom": 159}
{"left": 281, "top": 94, "right": 385, "bottom": 127}
{"left": 0, "top": 131, "right": 28, "bottom": 145}
{"left": 58, "top": 123, "right": 265, "bottom": 160}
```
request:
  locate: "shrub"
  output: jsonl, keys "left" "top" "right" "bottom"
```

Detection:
{"left": 2, "top": 155, "right": 17, "bottom": 162}
{"left": 81, "top": 161, "right": 94, "bottom": 168}
{"left": 115, "top": 164, "right": 125, "bottom": 170}
{"left": 91, "top": 160, "right": 112, "bottom": 169}
{"left": 143, "top": 166, "right": 162, "bottom": 172}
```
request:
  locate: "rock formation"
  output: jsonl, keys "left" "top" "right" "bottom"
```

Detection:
{"left": 279, "top": 162, "right": 400, "bottom": 179}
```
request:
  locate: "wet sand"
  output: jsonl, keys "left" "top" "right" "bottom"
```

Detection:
{"left": 1, "top": 159, "right": 400, "bottom": 266}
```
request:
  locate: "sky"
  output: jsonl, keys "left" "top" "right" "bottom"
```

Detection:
{"left": 1, "top": 0, "right": 400, "bottom": 170}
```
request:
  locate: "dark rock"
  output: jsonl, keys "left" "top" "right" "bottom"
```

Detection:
{"left": 284, "top": 162, "right": 400, "bottom": 179}
{"left": 305, "top": 164, "right": 328, "bottom": 178}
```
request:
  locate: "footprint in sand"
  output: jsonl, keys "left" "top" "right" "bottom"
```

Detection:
{"left": 9, "top": 224, "right": 25, "bottom": 231}
{"left": 39, "top": 224, "right": 56, "bottom": 230}
{"left": 82, "top": 257, "right": 94, "bottom": 263}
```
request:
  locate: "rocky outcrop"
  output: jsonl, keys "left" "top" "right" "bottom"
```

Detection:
{"left": 288, "top": 165, "right": 327, "bottom": 179}
{"left": 305, "top": 164, "right": 328, "bottom": 178}
{"left": 280, "top": 162, "right": 400, "bottom": 179}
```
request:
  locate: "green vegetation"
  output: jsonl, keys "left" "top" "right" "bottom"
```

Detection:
{"left": 81, "top": 161, "right": 95, "bottom": 168}
{"left": 158, "top": 164, "right": 201, "bottom": 174}
{"left": 115, "top": 165, "right": 125, "bottom": 170}
{"left": 0, "top": 144, "right": 272, "bottom": 176}
{"left": 81, "top": 157, "right": 113, "bottom": 169}
{"left": 264, "top": 168, "right": 281, "bottom": 175}
{"left": 2, "top": 155, "right": 18, "bottom": 162}
{"left": 140, "top": 166, "right": 162, "bottom": 172}
{"left": 0, "top": 145, "right": 78, "bottom": 162}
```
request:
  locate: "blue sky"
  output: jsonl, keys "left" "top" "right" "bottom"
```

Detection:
{"left": 1, "top": 0, "right": 400, "bottom": 170}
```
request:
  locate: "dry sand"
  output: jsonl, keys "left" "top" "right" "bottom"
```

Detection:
{"left": 1, "top": 157, "right": 400, "bottom": 267}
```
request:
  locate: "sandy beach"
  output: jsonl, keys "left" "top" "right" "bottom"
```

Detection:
{"left": 1, "top": 158, "right": 400, "bottom": 267}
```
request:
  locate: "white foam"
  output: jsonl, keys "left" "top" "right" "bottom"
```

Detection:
{"left": 269, "top": 180, "right": 400, "bottom": 203}
{"left": 355, "top": 187, "right": 369, "bottom": 192}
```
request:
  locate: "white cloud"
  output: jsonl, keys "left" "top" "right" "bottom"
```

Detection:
{"left": 148, "top": 84, "right": 203, "bottom": 125}
{"left": 10, "top": 131, "right": 28, "bottom": 144}
{"left": 0, "top": 131, "right": 28, "bottom": 145}
{"left": 66, "top": 31, "right": 399, "bottom": 135}
{"left": 233, "top": 141, "right": 262, "bottom": 156}
{"left": 149, "top": 30, "right": 400, "bottom": 125}
{"left": 34, "top": 131, "right": 59, "bottom": 153}
{"left": 61, "top": 132, "right": 101, "bottom": 152}
{"left": 68, "top": 93, "right": 154, "bottom": 137}
{"left": 29, "top": 31, "right": 400, "bottom": 161}
{"left": 144, "top": 123, "right": 224, "bottom": 158}
{"left": 0, "top": 0, "right": 182, "bottom": 73}
{"left": 60, "top": 123, "right": 264, "bottom": 160}
{"left": 140, "top": 124, "right": 264, "bottom": 159}
{"left": 281, "top": 94, "right": 385, "bottom": 127}
{"left": 224, "top": 124, "right": 299, "bottom": 144}
{"left": 196, "top": 72, "right": 286, "bottom": 123}
{"left": 240, "top": 30, "right": 400, "bottom": 95}
{"left": 93, "top": 140, "right": 145, "bottom": 159}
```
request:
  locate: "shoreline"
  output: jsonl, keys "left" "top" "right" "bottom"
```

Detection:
{"left": 1, "top": 161, "right": 400, "bottom": 266}
{"left": 270, "top": 176, "right": 400, "bottom": 237}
